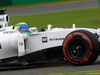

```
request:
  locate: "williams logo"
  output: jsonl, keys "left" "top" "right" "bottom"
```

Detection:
{"left": 42, "top": 37, "right": 48, "bottom": 43}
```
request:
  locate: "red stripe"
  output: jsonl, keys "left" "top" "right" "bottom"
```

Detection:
{"left": 83, "top": 51, "right": 92, "bottom": 62}
{"left": 73, "top": 32, "right": 92, "bottom": 64}
{"left": 63, "top": 48, "right": 78, "bottom": 64}
{"left": 63, "top": 32, "right": 93, "bottom": 64}
{"left": 73, "top": 33, "right": 93, "bottom": 49}
{"left": 63, "top": 34, "right": 73, "bottom": 48}
{"left": 63, "top": 34, "right": 78, "bottom": 64}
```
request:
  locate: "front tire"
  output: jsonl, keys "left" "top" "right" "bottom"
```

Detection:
{"left": 63, "top": 30, "right": 99, "bottom": 65}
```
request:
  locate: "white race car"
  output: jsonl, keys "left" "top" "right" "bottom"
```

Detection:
{"left": 0, "top": 9, "right": 99, "bottom": 66}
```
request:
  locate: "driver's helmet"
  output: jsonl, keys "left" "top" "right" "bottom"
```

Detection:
{"left": 14, "top": 22, "right": 31, "bottom": 34}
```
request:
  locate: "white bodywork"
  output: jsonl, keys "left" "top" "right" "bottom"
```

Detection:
{"left": 0, "top": 13, "right": 100, "bottom": 60}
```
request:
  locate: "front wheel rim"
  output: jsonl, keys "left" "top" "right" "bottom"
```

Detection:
{"left": 68, "top": 39, "right": 87, "bottom": 59}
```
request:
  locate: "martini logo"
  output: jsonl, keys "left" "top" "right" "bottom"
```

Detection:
{"left": 0, "top": 17, "right": 4, "bottom": 22}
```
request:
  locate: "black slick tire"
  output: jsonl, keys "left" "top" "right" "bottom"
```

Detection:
{"left": 63, "top": 30, "right": 99, "bottom": 65}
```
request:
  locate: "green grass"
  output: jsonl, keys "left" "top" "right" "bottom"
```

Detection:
{"left": 9, "top": 8, "right": 100, "bottom": 30}
{"left": 48, "top": 71, "right": 100, "bottom": 75}
{"left": 48, "top": 73, "right": 85, "bottom": 75}
{"left": 2, "top": 0, "right": 84, "bottom": 9}
{"left": 55, "top": 0, "right": 84, "bottom": 3}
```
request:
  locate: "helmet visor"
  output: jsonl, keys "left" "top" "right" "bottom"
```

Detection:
{"left": 18, "top": 25, "right": 29, "bottom": 31}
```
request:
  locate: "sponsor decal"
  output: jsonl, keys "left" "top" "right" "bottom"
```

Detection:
{"left": 0, "top": 17, "right": 4, "bottom": 22}
{"left": 3, "top": 31, "right": 17, "bottom": 34}
{"left": 19, "top": 42, "right": 23, "bottom": 46}
{"left": 42, "top": 37, "right": 64, "bottom": 43}
{"left": 49, "top": 38, "right": 64, "bottom": 41}
{"left": 42, "top": 37, "right": 48, "bottom": 43}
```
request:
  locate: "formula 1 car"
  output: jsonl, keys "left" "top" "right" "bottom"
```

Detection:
{"left": 0, "top": 9, "right": 99, "bottom": 66}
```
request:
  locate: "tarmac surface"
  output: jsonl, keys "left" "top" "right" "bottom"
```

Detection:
{"left": 1, "top": 0, "right": 100, "bottom": 75}
{"left": 7, "top": 0, "right": 99, "bottom": 16}
{"left": 0, "top": 57, "right": 100, "bottom": 75}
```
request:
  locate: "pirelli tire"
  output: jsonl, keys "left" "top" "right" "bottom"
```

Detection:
{"left": 63, "top": 30, "right": 100, "bottom": 65}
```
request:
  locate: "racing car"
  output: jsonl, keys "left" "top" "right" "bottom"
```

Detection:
{"left": 0, "top": 8, "right": 99, "bottom": 66}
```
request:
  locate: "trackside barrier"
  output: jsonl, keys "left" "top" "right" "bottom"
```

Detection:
{"left": 0, "top": 0, "right": 60, "bottom": 6}
{"left": 12, "top": 0, "right": 60, "bottom": 5}
{"left": 0, "top": 0, "right": 12, "bottom": 6}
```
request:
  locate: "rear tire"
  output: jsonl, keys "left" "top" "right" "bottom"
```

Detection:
{"left": 63, "top": 30, "right": 99, "bottom": 65}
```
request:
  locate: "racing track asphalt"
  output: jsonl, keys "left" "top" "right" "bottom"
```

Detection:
{"left": 1, "top": 0, "right": 100, "bottom": 75}
{"left": 0, "top": 57, "right": 100, "bottom": 75}
{"left": 6, "top": 0, "right": 99, "bottom": 16}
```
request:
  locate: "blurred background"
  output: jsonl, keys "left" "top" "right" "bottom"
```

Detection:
{"left": 0, "top": 0, "right": 89, "bottom": 6}
{"left": 3, "top": 0, "right": 99, "bottom": 29}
